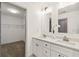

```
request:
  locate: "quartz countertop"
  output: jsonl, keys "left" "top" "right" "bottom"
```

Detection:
{"left": 32, "top": 35, "right": 79, "bottom": 51}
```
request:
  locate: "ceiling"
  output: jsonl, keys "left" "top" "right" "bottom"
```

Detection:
{"left": 1, "top": 2, "right": 26, "bottom": 18}
{"left": 58, "top": 2, "right": 79, "bottom": 14}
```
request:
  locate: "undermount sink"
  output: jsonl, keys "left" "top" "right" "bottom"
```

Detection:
{"left": 56, "top": 40, "right": 76, "bottom": 45}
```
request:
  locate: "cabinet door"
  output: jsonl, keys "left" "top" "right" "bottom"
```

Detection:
{"left": 51, "top": 50, "right": 66, "bottom": 57}
{"left": 51, "top": 43, "right": 73, "bottom": 57}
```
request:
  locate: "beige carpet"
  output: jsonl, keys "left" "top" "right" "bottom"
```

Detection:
{"left": 0, "top": 41, "right": 25, "bottom": 57}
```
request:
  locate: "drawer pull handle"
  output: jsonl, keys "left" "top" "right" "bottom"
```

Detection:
{"left": 45, "top": 44, "right": 47, "bottom": 46}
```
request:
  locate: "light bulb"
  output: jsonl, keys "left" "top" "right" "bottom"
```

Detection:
{"left": 7, "top": 8, "right": 19, "bottom": 14}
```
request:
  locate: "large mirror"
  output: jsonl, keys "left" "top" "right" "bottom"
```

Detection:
{"left": 58, "top": 3, "right": 79, "bottom": 34}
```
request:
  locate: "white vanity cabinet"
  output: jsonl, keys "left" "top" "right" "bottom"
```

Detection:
{"left": 32, "top": 38, "right": 79, "bottom": 57}
{"left": 32, "top": 38, "right": 51, "bottom": 57}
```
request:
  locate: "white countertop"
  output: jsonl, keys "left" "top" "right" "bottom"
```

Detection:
{"left": 32, "top": 36, "right": 79, "bottom": 51}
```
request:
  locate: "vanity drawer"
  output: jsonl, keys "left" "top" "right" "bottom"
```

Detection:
{"left": 41, "top": 41, "right": 50, "bottom": 49}
{"left": 33, "top": 38, "right": 43, "bottom": 46}
{"left": 32, "top": 38, "right": 50, "bottom": 49}
{"left": 42, "top": 47, "right": 50, "bottom": 57}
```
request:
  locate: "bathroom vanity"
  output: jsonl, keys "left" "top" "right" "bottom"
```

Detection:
{"left": 31, "top": 2, "right": 79, "bottom": 57}
{"left": 32, "top": 36, "right": 79, "bottom": 57}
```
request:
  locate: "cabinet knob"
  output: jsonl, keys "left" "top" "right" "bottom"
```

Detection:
{"left": 45, "top": 44, "right": 47, "bottom": 46}
{"left": 58, "top": 54, "right": 61, "bottom": 57}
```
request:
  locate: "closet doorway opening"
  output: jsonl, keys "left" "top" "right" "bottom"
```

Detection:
{"left": 0, "top": 2, "right": 26, "bottom": 57}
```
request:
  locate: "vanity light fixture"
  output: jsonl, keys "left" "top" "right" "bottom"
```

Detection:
{"left": 41, "top": 7, "right": 52, "bottom": 15}
{"left": 7, "top": 8, "right": 19, "bottom": 14}
{"left": 45, "top": 7, "right": 52, "bottom": 13}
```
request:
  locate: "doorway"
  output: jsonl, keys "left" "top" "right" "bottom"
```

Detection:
{"left": 0, "top": 2, "right": 26, "bottom": 57}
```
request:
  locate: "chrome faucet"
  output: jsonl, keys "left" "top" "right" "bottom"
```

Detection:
{"left": 63, "top": 36, "right": 69, "bottom": 42}
{"left": 52, "top": 24, "right": 60, "bottom": 34}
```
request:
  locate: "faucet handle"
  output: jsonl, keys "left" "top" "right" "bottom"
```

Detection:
{"left": 63, "top": 36, "right": 69, "bottom": 42}
{"left": 42, "top": 34, "right": 47, "bottom": 37}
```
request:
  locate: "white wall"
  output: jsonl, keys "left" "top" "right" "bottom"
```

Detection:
{"left": 11, "top": 2, "right": 58, "bottom": 56}
{"left": 1, "top": 13, "right": 25, "bottom": 44}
